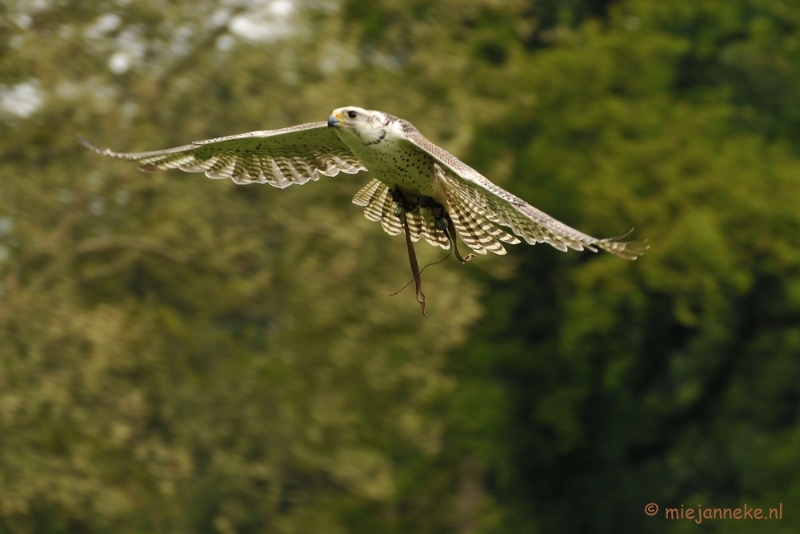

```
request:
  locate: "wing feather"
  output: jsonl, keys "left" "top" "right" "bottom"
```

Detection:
{"left": 448, "top": 193, "right": 515, "bottom": 255}
{"left": 401, "top": 128, "right": 647, "bottom": 259}
{"left": 80, "top": 122, "right": 366, "bottom": 188}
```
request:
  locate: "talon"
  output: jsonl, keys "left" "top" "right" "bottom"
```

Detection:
{"left": 389, "top": 187, "right": 404, "bottom": 203}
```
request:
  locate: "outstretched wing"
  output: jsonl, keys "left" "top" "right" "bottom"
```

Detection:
{"left": 402, "top": 128, "right": 647, "bottom": 260}
{"left": 81, "top": 122, "right": 366, "bottom": 188}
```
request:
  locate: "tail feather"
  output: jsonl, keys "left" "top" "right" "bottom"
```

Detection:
{"left": 352, "top": 178, "right": 383, "bottom": 206}
{"left": 406, "top": 211, "right": 425, "bottom": 242}
{"left": 363, "top": 183, "right": 391, "bottom": 222}
{"left": 354, "top": 178, "right": 548, "bottom": 258}
{"left": 420, "top": 214, "right": 450, "bottom": 249}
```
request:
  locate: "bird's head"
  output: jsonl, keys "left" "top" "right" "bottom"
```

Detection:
{"left": 328, "top": 106, "right": 390, "bottom": 146}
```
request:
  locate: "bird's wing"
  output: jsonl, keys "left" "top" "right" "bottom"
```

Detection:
{"left": 81, "top": 122, "right": 366, "bottom": 188}
{"left": 402, "top": 128, "right": 647, "bottom": 260}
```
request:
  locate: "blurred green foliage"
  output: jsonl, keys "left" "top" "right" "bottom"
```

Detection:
{"left": 2, "top": 0, "right": 800, "bottom": 533}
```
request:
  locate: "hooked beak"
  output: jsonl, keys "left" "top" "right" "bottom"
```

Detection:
{"left": 327, "top": 114, "right": 340, "bottom": 128}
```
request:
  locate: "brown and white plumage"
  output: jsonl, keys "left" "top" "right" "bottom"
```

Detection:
{"left": 81, "top": 122, "right": 365, "bottom": 187}
{"left": 82, "top": 106, "right": 646, "bottom": 260}
{"left": 401, "top": 128, "right": 643, "bottom": 258}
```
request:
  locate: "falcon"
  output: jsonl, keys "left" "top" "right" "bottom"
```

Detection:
{"left": 82, "top": 106, "right": 646, "bottom": 314}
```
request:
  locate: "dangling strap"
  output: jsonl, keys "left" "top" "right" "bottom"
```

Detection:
{"left": 445, "top": 215, "right": 475, "bottom": 264}
{"left": 402, "top": 211, "right": 427, "bottom": 316}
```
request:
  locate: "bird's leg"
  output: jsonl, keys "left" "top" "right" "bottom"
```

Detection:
{"left": 418, "top": 195, "right": 474, "bottom": 264}
{"left": 390, "top": 187, "right": 420, "bottom": 214}
{"left": 419, "top": 198, "right": 446, "bottom": 236}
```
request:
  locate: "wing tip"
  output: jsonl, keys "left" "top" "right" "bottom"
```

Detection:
{"left": 599, "top": 229, "right": 650, "bottom": 260}
{"left": 79, "top": 134, "right": 134, "bottom": 161}
{"left": 78, "top": 134, "right": 106, "bottom": 154}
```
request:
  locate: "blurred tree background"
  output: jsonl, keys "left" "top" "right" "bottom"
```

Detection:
{"left": 2, "top": 0, "right": 800, "bottom": 532}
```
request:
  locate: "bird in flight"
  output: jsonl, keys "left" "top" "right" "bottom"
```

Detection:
{"left": 82, "top": 106, "right": 646, "bottom": 314}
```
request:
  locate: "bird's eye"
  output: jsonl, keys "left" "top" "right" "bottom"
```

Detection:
{"left": 347, "top": 110, "right": 358, "bottom": 119}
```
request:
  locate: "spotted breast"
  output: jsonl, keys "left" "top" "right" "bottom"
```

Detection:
{"left": 335, "top": 116, "right": 447, "bottom": 204}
